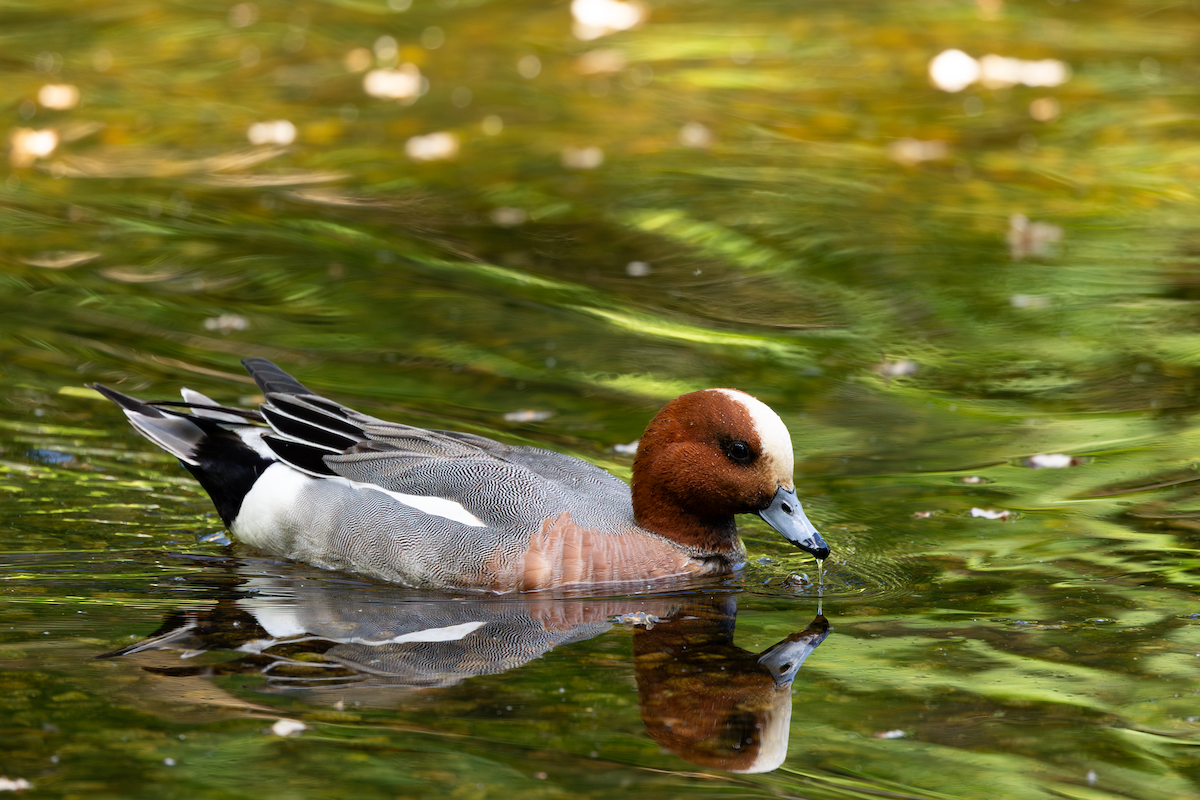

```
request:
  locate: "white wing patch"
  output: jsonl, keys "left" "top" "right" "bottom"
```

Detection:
{"left": 240, "top": 599, "right": 486, "bottom": 646}
{"left": 345, "top": 479, "right": 487, "bottom": 528}
{"left": 242, "top": 603, "right": 308, "bottom": 639}
{"left": 360, "top": 620, "right": 486, "bottom": 645}
{"left": 234, "top": 462, "right": 487, "bottom": 548}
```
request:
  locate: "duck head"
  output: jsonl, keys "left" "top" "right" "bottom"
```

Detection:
{"left": 631, "top": 389, "right": 829, "bottom": 560}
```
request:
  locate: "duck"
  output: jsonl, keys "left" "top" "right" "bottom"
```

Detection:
{"left": 92, "top": 358, "right": 829, "bottom": 592}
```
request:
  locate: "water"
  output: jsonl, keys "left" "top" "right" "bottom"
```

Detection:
{"left": 4, "top": 0, "right": 1200, "bottom": 797}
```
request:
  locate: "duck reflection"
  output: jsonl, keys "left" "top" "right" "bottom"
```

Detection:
{"left": 105, "top": 564, "right": 828, "bottom": 773}
{"left": 633, "top": 596, "right": 829, "bottom": 773}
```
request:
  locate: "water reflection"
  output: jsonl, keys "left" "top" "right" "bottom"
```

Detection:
{"left": 570, "top": 0, "right": 646, "bottom": 41}
{"left": 634, "top": 596, "right": 829, "bottom": 773}
{"left": 104, "top": 563, "right": 829, "bottom": 773}
{"left": 929, "top": 49, "right": 1070, "bottom": 93}
{"left": 9, "top": 127, "right": 58, "bottom": 167}
{"left": 37, "top": 84, "right": 80, "bottom": 111}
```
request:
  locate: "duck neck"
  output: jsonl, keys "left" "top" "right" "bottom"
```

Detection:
{"left": 631, "top": 483, "right": 741, "bottom": 554}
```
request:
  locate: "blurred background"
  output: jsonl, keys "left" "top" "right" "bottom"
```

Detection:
{"left": 4, "top": 0, "right": 1200, "bottom": 798}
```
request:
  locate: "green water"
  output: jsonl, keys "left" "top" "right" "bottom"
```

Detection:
{"left": 5, "top": 0, "right": 1200, "bottom": 797}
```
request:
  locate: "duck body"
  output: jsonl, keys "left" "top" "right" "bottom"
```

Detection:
{"left": 94, "top": 359, "right": 828, "bottom": 592}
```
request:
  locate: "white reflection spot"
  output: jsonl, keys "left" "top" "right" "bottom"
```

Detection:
{"left": 874, "top": 358, "right": 919, "bottom": 378}
{"left": 228, "top": 2, "right": 258, "bottom": 28}
{"left": 976, "top": 0, "right": 1003, "bottom": 19}
{"left": 481, "top": 115, "right": 503, "bottom": 136}
{"left": 929, "top": 49, "right": 979, "bottom": 92}
{"left": 21, "top": 251, "right": 99, "bottom": 269}
{"left": 344, "top": 47, "right": 372, "bottom": 73}
{"left": 1019, "top": 58, "right": 1069, "bottom": 87}
{"left": 34, "top": 51, "right": 60, "bottom": 75}
{"left": 1026, "top": 453, "right": 1074, "bottom": 469}
{"left": 270, "top": 719, "right": 308, "bottom": 737}
{"left": 730, "top": 42, "right": 754, "bottom": 65}
{"left": 504, "top": 409, "right": 554, "bottom": 422}
{"left": 518, "top": 53, "right": 542, "bottom": 79}
{"left": 575, "top": 49, "right": 625, "bottom": 75}
{"left": 38, "top": 84, "right": 79, "bottom": 110}
{"left": 625, "top": 260, "right": 651, "bottom": 277}
{"left": 1007, "top": 214, "right": 1062, "bottom": 260}
{"left": 571, "top": 0, "right": 646, "bottom": 40}
{"left": 980, "top": 54, "right": 1069, "bottom": 89}
{"left": 490, "top": 207, "right": 527, "bottom": 227}
{"left": 374, "top": 35, "right": 398, "bottom": 62}
{"left": 978, "top": 54, "right": 1021, "bottom": 88}
{"left": 887, "top": 138, "right": 947, "bottom": 166}
{"left": 204, "top": 314, "right": 250, "bottom": 334}
{"left": 10, "top": 128, "right": 58, "bottom": 168}
{"left": 1010, "top": 293, "right": 1050, "bottom": 309}
{"left": 247, "top": 120, "right": 296, "bottom": 145}
{"left": 679, "top": 121, "right": 713, "bottom": 149}
{"left": 931, "top": 49, "right": 1069, "bottom": 92}
{"left": 421, "top": 26, "right": 445, "bottom": 49}
{"left": 1029, "top": 97, "right": 1059, "bottom": 121}
{"left": 93, "top": 49, "right": 113, "bottom": 73}
{"left": 364, "top": 64, "right": 421, "bottom": 100}
{"left": 406, "top": 131, "right": 459, "bottom": 161}
{"left": 562, "top": 145, "right": 604, "bottom": 169}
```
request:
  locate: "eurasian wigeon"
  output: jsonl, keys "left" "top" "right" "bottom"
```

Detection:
{"left": 93, "top": 358, "right": 829, "bottom": 592}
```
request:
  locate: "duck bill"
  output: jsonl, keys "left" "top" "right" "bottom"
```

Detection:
{"left": 757, "top": 485, "right": 830, "bottom": 561}
{"left": 757, "top": 615, "right": 831, "bottom": 686}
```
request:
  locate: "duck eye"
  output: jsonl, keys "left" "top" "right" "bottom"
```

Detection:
{"left": 725, "top": 440, "right": 754, "bottom": 464}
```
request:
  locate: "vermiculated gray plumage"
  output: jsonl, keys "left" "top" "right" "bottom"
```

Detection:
{"left": 95, "top": 359, "right": 706, "bottom": 591}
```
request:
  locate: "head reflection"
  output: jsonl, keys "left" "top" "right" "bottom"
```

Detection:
{"left": 105, "top": 565, "right": 829, "bottom": 773}
{"left": 633, "top": 597, "right": 829, "bottom": 773}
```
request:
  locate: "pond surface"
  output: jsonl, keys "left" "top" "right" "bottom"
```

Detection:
{"left": 4, "top": 0, "right": 1200, "bottom": 797}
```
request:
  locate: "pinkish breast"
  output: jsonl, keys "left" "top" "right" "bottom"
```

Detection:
{"left": 513, "top": 512, "right": 729, "bottom": 591}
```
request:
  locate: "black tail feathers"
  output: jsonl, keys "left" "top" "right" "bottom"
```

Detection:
{"left": 242, "top": 358, "right": 313, "bottom": 396}
{"left": 94, "top": 382, "right": 275, "bottom": 528}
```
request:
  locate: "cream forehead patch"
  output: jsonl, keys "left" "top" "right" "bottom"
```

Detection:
{"left": 713, "top": 389, "right": 795, "bottom": 478}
